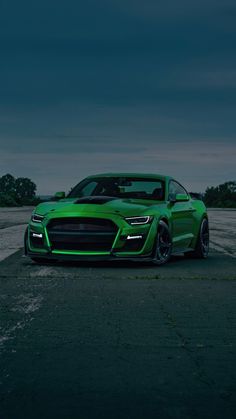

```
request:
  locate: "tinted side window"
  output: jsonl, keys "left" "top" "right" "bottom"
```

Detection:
{"left": 169, "top": 181, "right": 187, "bottom": 199}
{"left": 80, "top": 181, "right": 98, "bottom": 197}
{"left": 69, "top": 180, "right": 98, "bottom": 198}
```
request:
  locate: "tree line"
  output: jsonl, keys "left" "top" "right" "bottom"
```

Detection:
{"left": 204, "top": 181, "right": 236, "bottom": 208}
{"left": 0, "top": 173, "right": 235, "bottom": 207}
{"left": 0, "top": 174, "right": 40, "bottom": 207}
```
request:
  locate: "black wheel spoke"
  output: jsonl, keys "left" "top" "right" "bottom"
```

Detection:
{"left": 158, "top": 225, "right": 165, "bottom": 235}
{"left": 159, "top": 242, "right": 171, "bottom": 249}
{"left": 155, "top": 223, "right": 172, "bottom": 262}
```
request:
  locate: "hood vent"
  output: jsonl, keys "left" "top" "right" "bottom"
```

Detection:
{"left": 75, "top": 196, "right": 118, "bottom": 205}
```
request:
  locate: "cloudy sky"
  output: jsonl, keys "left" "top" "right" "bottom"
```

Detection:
{"left": 0, "top": 0, "right": 235, "bottom": 194}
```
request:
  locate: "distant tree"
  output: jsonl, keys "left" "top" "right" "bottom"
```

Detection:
{"left": 0, "top": 173, "right": 38, "bottom": 206}
{"left": 204, "top": 181, "right": 236, "bottom": 208}
{"left": 0, "top": 193, "right": 18, "bottom": 207}
{"left": 0, "top": 174, "right": 16, "bottom": 195}
{"left": 15, "top": 177, "right": 37, "bottom": 204}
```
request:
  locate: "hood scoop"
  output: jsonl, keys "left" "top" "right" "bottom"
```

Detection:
{"left": 75, "top": 196, "right": 118, "bottom": 205}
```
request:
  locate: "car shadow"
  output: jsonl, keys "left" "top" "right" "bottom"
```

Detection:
{"left": 24, "top": 254, "right": 190, "bottom": 270}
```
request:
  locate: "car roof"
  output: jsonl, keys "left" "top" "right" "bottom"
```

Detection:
{"left": 86, "top": 173, "right": 173, "bottom": 181}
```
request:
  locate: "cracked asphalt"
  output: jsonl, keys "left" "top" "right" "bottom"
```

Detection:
{"left": 0, "top": 208, "right": 236, "bottom": 419}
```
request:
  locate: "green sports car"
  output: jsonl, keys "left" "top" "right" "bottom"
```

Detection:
{"left": 25, "top": 173, "right": 209, "bottom": 265}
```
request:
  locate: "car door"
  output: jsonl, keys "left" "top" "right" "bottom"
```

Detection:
{"left": 168, "top": 180, "right": 196, "bottom": 251}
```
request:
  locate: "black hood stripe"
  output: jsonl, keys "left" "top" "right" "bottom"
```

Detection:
{"left": 75, "top": 196, "right": 118, "bottom": 205}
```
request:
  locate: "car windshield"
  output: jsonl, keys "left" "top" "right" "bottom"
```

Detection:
{"left": 68, "top": 177, "right": 165, "bottom": 201}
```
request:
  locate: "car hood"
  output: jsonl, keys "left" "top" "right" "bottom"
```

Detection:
{"left": 34, "top": 196, "right": 163, "bottom": 218}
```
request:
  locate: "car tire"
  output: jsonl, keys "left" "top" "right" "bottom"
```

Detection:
{"left": 152, "top": 220, "right": 172, "bottom": 265}
{"left": 185, "top": 217, "right": 209, "bottom": 259}
{"left": 24, "top": 227, "right": 29, "bottom": 255}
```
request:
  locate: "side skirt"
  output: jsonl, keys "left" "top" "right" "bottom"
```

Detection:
{"left": 171, "top": 247, "right": 195, "bottom": 255}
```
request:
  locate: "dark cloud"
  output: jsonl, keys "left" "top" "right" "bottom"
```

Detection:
{"left": 0, "top": 0, "right": 235, "bottom": 193}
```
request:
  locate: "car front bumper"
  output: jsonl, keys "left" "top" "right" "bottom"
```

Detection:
{"left": 26, "top": 249, "right": 153, "bottom": 262}
{"left": 25, "top": 211, "right": 158, "bottom": 261}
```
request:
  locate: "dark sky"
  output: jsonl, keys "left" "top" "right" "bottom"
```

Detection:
{"left": 0, "top": 0, "right": 235, "bottom": 194}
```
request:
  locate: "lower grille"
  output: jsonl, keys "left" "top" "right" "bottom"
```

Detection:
{"left": 121, "top": 237, "right": 146, "bottom": 252}
{"left": 47, "top": 218, "right": 118, "bottom": 252}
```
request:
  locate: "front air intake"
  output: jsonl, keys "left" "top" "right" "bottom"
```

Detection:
{"left": 47, "top": 217, "right": 118, "bottom": 252}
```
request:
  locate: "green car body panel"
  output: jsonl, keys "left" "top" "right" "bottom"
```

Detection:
{"left": 25, "top": 173, "right": 208, "bottom": 263}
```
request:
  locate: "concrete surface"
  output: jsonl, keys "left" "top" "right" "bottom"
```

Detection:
{"left": 0, "top": 208, "right": 236, "bottom": 419}
{"left": 208, "top": 209, "right": 236, "bottom": 258}
{"left": 0, "top": 207, "right": 33, "bottom": 261}
{"left": 0, "top": 206, "right": 34, "bottom": 229}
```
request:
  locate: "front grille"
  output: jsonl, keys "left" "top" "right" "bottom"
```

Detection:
{"left": 47, "top": 217, "right": 118, "bottom": 252}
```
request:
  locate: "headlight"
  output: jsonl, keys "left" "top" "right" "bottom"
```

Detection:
{"left": 125, "top": 216, "right": 153, "bottom": 225}
{"left": 31, "top": 213, "right": 44, "bottom": 223}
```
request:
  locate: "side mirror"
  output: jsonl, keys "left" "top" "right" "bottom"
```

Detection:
{"left": 169, "top": 193, "right": 189, "bottom": 203}
{"left": 175, "top": 193, "right": 189, "bottom": 202}
{"left": 54, "top": 191, "right": 66, "bottom": 200}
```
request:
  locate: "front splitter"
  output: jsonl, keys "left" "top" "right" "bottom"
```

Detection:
{"left": 26, "top": 250, "right": 153, "bottom": 263}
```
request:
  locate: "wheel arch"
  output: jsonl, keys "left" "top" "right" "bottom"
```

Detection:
{"left": 160, "top": 216, "right": 169, "bottom": 226}
{"left": 157, "top": 215, "right": 172, "bottom": 235}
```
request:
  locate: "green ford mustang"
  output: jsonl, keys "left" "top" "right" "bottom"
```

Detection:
{"left": 25, "top": 173, "right": 209, "bottom": 265}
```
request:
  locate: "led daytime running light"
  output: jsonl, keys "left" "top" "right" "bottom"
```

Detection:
{"left": 31, "top": 213, "right": 44, "bottom": 223}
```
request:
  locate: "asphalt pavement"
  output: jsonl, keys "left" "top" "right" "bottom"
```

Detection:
{"left": 0, "top": 208, "right": 236, "bottom": 419}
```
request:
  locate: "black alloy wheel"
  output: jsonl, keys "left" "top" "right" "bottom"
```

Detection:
{"left": 198, "top": 217, "right": 210, "bottom": 258}
{"left": 152, "top": 220, "right": 172, "bottom": 265}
